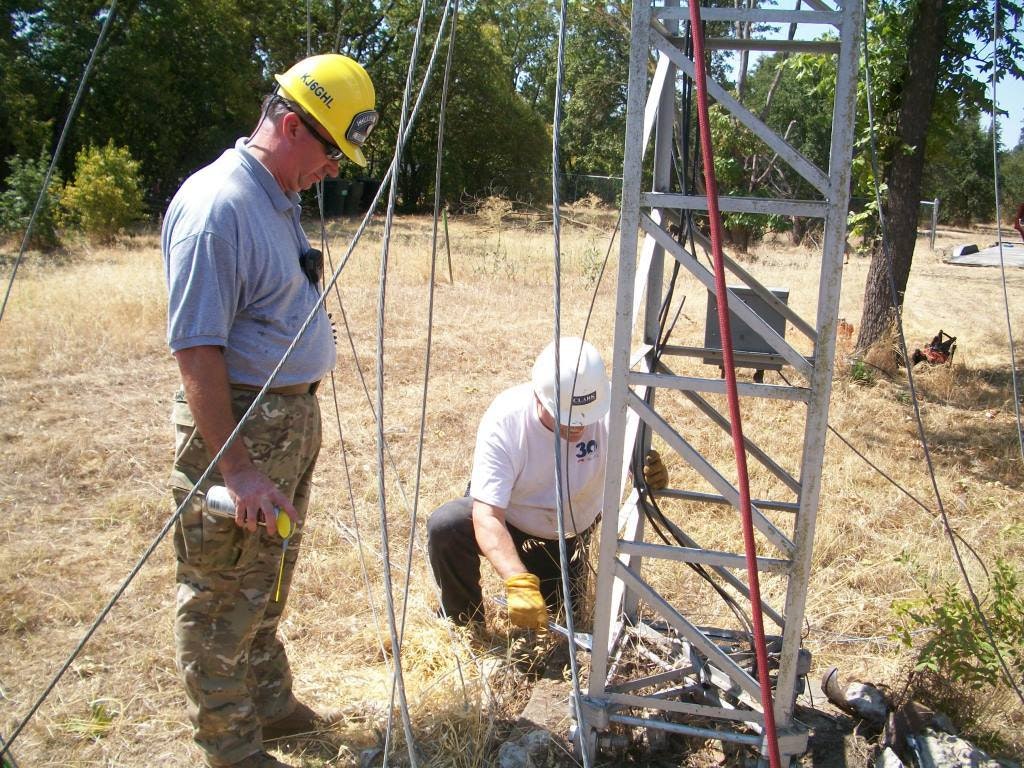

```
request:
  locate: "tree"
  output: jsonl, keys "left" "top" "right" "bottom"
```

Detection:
{"left": 559, "top": 1, "right": 632, "bottom": 180}
{"left": 709, "top": 49, "right": 839, "bottom": 248}
{"left": 0, "top": 11, "right": 53, "bottom": 188}
{"left": 921, "top": 112, "right": 995, "bottom": 226}
{"left": 855, "top": 0, "right": 1024, "bottom": 351}
{"left": 2, "top": 0, "right": 262, "bottom": 208}
{"left": 1000, "top": 144, "right": 1024, "bottom": 229}
{"left": 471, "top": 0, "right": 558, "bottom": 111}
{"left": 232, "top": 0, "right": 555, "bottom": 208}
{"left": 76, "top": 0, "right": 263, "bottom": 206}
{"left": 427, "top": 16, "right": 551, "bottom": 207}
{"left": 0, "top": 150, "right": 63, "bottom": 250}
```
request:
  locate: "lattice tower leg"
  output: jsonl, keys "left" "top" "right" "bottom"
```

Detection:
{"left": 583, "top": 1, "right": 862, "bottom": 764}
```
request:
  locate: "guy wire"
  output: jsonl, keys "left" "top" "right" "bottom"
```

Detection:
{"left": 0, "top": 1, "right": 119, "bottom": 328}
{"left": 372, "top": 0, "right": 435, "bottom": 760}
{"left": 548, "top": 1, "right": 592, "bottom": 765}
{"left": 861, "top": 1, "right": 1024, "bottom": 705}
{"left": 987, "top": 0, "right": 1024, "bottom": 461}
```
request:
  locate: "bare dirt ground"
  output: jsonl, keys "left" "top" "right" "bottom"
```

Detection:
{"left": 0, "top": 211, "right": 1021, "bottom": 767}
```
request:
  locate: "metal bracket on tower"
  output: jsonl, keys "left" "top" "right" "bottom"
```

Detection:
{"left": 583, "top": 1, "right": 861, "bottom": 764}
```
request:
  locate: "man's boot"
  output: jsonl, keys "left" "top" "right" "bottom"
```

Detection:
{"left": 262, "top": 700, "right": 340, "bottom": 741}
{"left": 208, "top": 750, "right": 296, "bottom": 768}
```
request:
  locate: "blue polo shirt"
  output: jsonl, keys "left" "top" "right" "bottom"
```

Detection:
{"left": 162, "top": 139, "right": 335, "bottom": 386}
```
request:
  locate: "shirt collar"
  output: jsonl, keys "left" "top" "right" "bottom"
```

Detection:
{"left": 234, "top": 137, "right": 299, "bottom": 213}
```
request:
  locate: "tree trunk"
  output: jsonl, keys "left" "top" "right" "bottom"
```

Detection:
{"left": 855, "top": 0, "right": 948, "bottom": 352}
{"left": 790, "top": 216, "right": 806, "bottom": 245}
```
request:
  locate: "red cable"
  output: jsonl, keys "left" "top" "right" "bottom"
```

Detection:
{"left": 685, "top": 7, "right": 783, "bottom": 767}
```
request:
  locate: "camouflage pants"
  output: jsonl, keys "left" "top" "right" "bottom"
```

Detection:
{"left": 169, "top": 387, "right": 321, "bottom": 765}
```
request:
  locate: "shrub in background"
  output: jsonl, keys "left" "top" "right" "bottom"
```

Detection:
{"left": 61, "top": 141, "right": 144, "bottom": 243}
{"left": 894, "top": 559, "right": 1024, "bottom": 690}
{"left": 0, "top": 150, "right": 63, "bottom": 251}
{"left": 893, "top": 559, "right": 1024, "bottom": 755}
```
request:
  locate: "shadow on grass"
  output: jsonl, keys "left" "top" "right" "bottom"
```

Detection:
{"left": 923, "top": 417, "right": 1023, "bottom": 486}
{"left": 0, "top": 246, "right": 76, "bottom": 270}
{"left": 909, "top": 363, "right": 1022, "bottom": 411}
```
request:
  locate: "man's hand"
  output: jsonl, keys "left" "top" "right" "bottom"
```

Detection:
{"left": 504, "top": 573, "right": 547, "bottom": 629}
{"left": 643, "top": 449, "right": 669, "bottom": 491}
{"left": 223, "top": 466, "right": 296, "bottom": 539}
{"left": 175, "top": 346, "right": 295, "bottom": 539}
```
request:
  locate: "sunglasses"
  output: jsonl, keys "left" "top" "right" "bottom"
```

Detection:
{"left": 291, "top": 109, "right": 345, "bottom": 162}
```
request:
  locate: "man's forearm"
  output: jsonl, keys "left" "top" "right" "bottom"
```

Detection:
{"left": 174, "top": 345, "right": 253, "bottom": 478}
{"left": 173, "top": 344, "right": 297, "bottom": 531}
{"left": 472, "top": 501, "right": 528, "bottom": 579}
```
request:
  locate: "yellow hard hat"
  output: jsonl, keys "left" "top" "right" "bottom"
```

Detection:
{"left": 274, "top": 54, "right": 378, "bottom": 167}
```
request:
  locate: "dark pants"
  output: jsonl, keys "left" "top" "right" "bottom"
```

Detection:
{"left": 426, "top": 496, "right": 591, "bottom": 626}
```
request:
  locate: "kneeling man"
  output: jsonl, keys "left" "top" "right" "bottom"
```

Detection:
{"left": 427, "top": 337, "right": 667, "bottom": 630}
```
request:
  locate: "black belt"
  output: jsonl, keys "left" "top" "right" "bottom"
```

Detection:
{"left": 231, "top": 380, "right": 320, "bottom": 396}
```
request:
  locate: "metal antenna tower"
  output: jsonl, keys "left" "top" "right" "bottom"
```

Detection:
{"left": 582, "top": 0, "right": 861, "bottom": 764}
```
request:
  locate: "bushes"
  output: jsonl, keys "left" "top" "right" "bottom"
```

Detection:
{"left": 0, "top": 151, "right": 62, "bottom": 250}
{"left": 894, "top": 559, "right": 1024, "bottom": 691}
{"left": 0, "top": 141, "right": 144, "bottom": 250}
{"left": 61, "top": 141, "right": 144, "bottom": 243}
{"left": 893, "top": 560, "right": 1024, "bottom": 754}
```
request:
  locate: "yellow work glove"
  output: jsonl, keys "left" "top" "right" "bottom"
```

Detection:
{"left": 643, "top": 449, "right": 669, "bottom": 491}
{"left": 504, "top": 572, "right": 548, "bottom": 629}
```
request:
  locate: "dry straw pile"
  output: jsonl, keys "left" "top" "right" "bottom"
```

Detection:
{"left": 0, "top": 208, "right": 1021, "bottom": 766}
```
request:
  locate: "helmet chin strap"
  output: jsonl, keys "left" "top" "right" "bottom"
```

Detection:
{"left": 245, "top": 85, "right": 281, "bottom": 146}
{"left": 534, "top": 396, "right": 557, "bottom": 432}
{"left": 535, "top": 394, "right": 583, "bottom": 437}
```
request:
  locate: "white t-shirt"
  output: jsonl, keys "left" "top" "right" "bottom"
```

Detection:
{"left": 470, "top": 383, "right": 608, "bottom": 539}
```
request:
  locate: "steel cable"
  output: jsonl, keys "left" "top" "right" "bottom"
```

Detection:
{"left": 0, "top": 1, "right": 119, "bottom": 329}
{"left": 860, "top": 0, "right": 1024, "bottom": 706}
{"left": 370, "top": 0, "right": 437, "bottom": 761}
{"left": 304, "top": 15, "right": 393, "bottom": 679}
{"left": 314, "top": 206, "right": 392, "bottom": 679}
{"left": 399, "top": 0, "right": 460, "bottom": 661}
{"left": 544, "top": 2, "right": 593, "bottom": 766}
{"left": 988, "top": 0, "right": 1024, "bottom": 462}
{"left": 385, "top": 0, "right": 477, "bottom": 729}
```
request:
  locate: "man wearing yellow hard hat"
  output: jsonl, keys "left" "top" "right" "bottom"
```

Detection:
{"left": 161, "top": 54, "right": 377, "bottom": 768}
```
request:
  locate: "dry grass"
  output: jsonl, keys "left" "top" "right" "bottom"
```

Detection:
{"left": 0, "top": 213, "right": 1021, "bottom": 766}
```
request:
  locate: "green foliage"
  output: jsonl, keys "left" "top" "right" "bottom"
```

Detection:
{"left": 578, "top": 245, "right": 605, "bottom": 288}
{"left": 559, "top": 1, "right": 630, "bottom": 179}
{"left": 847, "top": 187, "right": 884, "bottom": 251}
{"left": 1000, "top": 144, "right": 1024, "bottom": 221}
{"left": 921, "top": 112, "right": 995, "bottom": 225}
{"left": 64, "top": 697, "right": 119, "bottom": 738}
{"left": 0, "top": 150, "right": 62, "bottom": 250}
{"left": 845, "top": 0, "right": 1023, "bottom": 222}
{"left": 403, "top": 16, "right": 551, "bottom": 209}
{"left": 61, "top": 141, "right": 144, "bottom": 243}
{"left": 849, "top": 359, "right": 875, "bottom": 385}
{"left": 893, "top": 559, "right": 1024, "bottom": 690}
{"left": 3, "top": 0, "right": 263, "bottom": 205}
{"left": 2, "top": 0, "right": 1020, "bottom": 223}
{"left": 698, "top": 49, "right": 841, "bottom": 248}
{"left": 477, "top": 0, "right": 558, "bottom": 112}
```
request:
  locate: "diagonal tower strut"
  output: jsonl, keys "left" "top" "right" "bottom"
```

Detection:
{"left": 582, "top": 1, "right": 861, "bottom": 764}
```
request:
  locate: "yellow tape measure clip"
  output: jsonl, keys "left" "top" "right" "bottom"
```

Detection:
{"left": 273, "top": 508, "right": 292, "bottom": 602}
